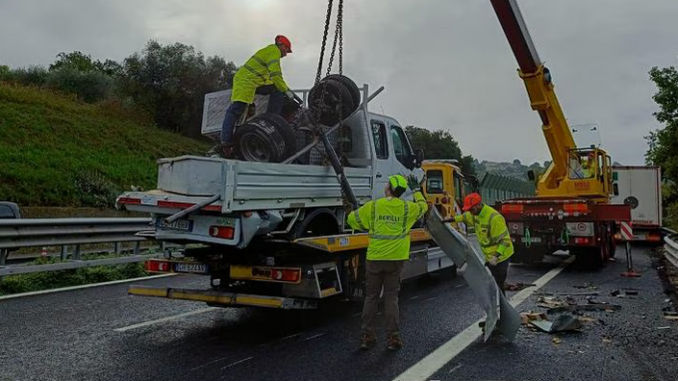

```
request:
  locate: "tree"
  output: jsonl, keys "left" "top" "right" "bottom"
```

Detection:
{"left": 405, "top": 126, "right": 475, "bottom": 175}
{"left": 645, "top": 59, "right": 678, "bottom": 228}
{"left": 117, "top": 40, "right": 236, "bottom": 137}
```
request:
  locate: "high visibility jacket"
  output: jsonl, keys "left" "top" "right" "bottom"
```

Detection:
{"left": 454, "top": 204, "right": 514, "bottom": 263}
{"left": 231, "top": 44, "right": 290, "bottom": 104}
{"left": 347, "top": 192, "right": 428, "bottom": 261}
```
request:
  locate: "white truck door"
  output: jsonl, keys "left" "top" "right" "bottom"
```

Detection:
{"left": 388, "top": 123, "right": 423, "bottom": 199}
{"left": 370, "top": 118, "right": 392, "bottom": 200}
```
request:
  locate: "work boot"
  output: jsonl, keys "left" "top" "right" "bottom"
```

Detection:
{"left": 387, "top": 334, "right": 403, "bottom": 351}
{"left": 359, "top": 333, "right": 376, "bottom": 350}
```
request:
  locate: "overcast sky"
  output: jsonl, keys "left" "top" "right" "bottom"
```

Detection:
{"left": 1, "top": 0, "right": 677, "bottom": 165}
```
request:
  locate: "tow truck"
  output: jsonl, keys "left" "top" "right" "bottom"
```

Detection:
{"left": 489, "top": 0, "right": 631, "bottom": 268}
{"left": 117, "top": 80, "right": 458, "bottom": 309}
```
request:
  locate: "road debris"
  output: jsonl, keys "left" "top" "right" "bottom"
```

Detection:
{"left": 547, "top": 303, "right": 622, "bottom": 314}
{"left": 520, "top": 312, "right": 547, "bottom": 325}
{"left": 552, "top": 337, "right": 562, "bottom": 345}
{"left": 602, "top": 337, "right": 612, "bottom": 344}
{"left": 504, "top": 282, "right": 536, "bottom": 292}
{"left": 573, "top": 283, "right": 597, "bottom": 290}
{"left": 529, "top": 314, "right": 583, "bottom": 333}
{"left": 610, "top": 289, "right": 639, "bottom": 297}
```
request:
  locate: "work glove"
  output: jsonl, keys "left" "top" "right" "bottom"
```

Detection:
{"left": 407, "top": 174, "right": 425, "bottom": 192}
{"left": 487, "top": 256, "right": 498, "bottom": 266}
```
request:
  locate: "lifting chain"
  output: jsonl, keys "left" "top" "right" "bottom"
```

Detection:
{"left": 315, "top": 0, "right": 344, "bottom": 84}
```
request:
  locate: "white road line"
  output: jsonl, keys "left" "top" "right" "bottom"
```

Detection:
{"left": 281, "top": 333, "right": 302, "bottom": 341}
{"left": 424, "top": 296, "right": 438, "bottom": 302}
{"left": 0, "top": 273, "right": 177, "bottom": 301}
{"left": 409, "top": 295, "right": 421, "bottom": 300}
{"left": 304, "top": 333, "right": 326, "bottom": 341}
{"left": 393, "top": 258, "right": 573, "bottom": 381}
{"left": 220, "top": 357, "right": 253, "bottom": 371}
{"left": 190, "top": 356, "right": 231, "bottom": 372}
{"left": 114, "top": 307, "right": 218, "bottom": 332}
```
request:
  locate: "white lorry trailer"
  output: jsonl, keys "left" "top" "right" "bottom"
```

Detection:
{"left": 117, "top": 78, "right": 456, "bottom": 309}
{"left": 611, "top": 166, "right": 662, "bottom": 243}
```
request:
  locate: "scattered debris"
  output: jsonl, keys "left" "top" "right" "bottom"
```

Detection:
{"left": 520, "top": 312, "right": 547, "bottom": 325}
{"left": 602, "top": 337, "right": 612, "bottom": 344}
{"left": 610, "top": 289, "right": 639, "bottom": 298}
{"left": 665, "top": 316, "right": 678, "bottom": 321}
{"left": 656, "top": 326, "right": 671, "bottom": 330}
{"left": 547, "top": 304, "right": 622, "bottom": 314}
{"left": 504, "top": 282, "right": 536, "bottom": 292}
{"left": 535, "top": 292, "right": 599, "bottom": 297}
{"left": 578, "top": 316, "right": 597, "bottom": 323}
{"left": 527, "top": 313, "right": 583, "bottom": 333}
{"left": 574, "top": 283, "right": 597, "bottom": 290}
{"left": 552, "top": 337, "right": 562, "bottom": 345}
{"left": 610, "top": 290, "right": 621, "bottom": 297}
{"left": 624, "top": 289, "right": 639, "bottom": 296}
{"left": 537, "top": 296, "right": 569, "bottom": 309}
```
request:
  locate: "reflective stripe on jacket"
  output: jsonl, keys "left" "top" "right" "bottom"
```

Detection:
{"left": 347, "top": 192, "right": 429, "bottom": 261}
{"left": 231, "top": 44, "right": 290, "bottom": 104}
{"left": 454, "top": 204, "right": 514, "bottom": 263}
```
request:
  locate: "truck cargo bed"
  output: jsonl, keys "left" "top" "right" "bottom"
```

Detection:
{"left": 123, "top": 155, "right": 373, "bottom": 212}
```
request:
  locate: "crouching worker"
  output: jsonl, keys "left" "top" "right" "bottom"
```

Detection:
{"left": 347, "top": 174, "right": 428, "bottom": 351}
{"left": 447, "top": 193, "right": 514, "bottom": 294}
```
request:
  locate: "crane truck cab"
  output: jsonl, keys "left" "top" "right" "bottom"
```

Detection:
{"left": 421, "top": 160, "right": 469, "bottom": 234}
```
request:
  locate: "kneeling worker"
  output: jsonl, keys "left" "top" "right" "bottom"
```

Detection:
{"left": 347, "top": 174, "right": 428, "bottom": 351}
{"left": 214, "top": 35, "right": 296, "bottom": 158}
{"left": 448, "top": 193, "right": 514, "bottom": 293}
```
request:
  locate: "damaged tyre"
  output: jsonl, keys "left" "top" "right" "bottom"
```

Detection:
{"left": 234, "top": 113, "right": 297, "bottom": 163}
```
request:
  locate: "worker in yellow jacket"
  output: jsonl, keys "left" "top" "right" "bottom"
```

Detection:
{"left": 216, "top": 35, "right": 295, "bottom": 158}
{"left": 347, "top": 174, "right": 428, "bottom": 351}
{"left": 449, "top": 193, "right": 514, "bottom": 293}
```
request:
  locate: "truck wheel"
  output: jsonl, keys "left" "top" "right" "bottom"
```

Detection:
{"left": 233, "top": 113, "right": 296, "bottom": 162}
{"left": 308, "top": 76, "right": 357, "bottom": 126}
{"left": 324, "top": 74, "right": 361, "bottom": 107}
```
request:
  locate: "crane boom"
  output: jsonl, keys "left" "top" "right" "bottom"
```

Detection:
{"left": 489, "top": 0, "right": 583, "bottom": 195}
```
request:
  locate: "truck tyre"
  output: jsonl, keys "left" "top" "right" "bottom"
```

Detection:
{"left": 324, "top": 74, "right": 361, "bottom": 107}
{"left": 234, "top": 113, "right": 297, "bottom": 162}
{"left": 308, "top": 76, "right": 357, "bottom": 126}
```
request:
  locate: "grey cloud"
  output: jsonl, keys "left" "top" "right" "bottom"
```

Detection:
{"left": 1, "top": 0, "right": 677, "bottom": 165}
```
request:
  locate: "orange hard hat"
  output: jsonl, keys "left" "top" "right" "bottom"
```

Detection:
{"left": 275, "top": 35, "right": 292, "bottom": 52}
{"left": 463, "top": 193, "right": 482, "bottom": 212}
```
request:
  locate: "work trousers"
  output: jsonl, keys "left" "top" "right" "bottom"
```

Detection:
{"left": 488, "top": 259, "right": 510, "bottom": 295}
{"left": 361, "top": 260, "right": 405, "bottom": 337}
{"left": 220, "top": 85, "right": 285, "bottom": 143}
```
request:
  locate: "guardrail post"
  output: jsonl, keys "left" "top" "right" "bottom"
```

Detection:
{"left": 114, "top": 242, "right": 121, "bottom": 254}
{"left": 0, "top": 249, "right": 6, "bottom": 266}
{"left": 134, "top": 242, "right": 141, "bottom": 255}
{"left": 74, "top": 245, "right": 82, "bottom": 261}
{"left": 61, "top": 245, "right": 68, "bottom": 260}
{"left": 160, "top": 241, "right": 167, "bottom": 257}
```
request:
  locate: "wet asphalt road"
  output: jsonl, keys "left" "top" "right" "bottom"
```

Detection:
{"left": 1, "top": 246, "right": 676, "bottom": 381}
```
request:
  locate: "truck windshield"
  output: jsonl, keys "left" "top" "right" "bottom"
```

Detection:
{"left": 569, "top": 151, "right": 596, "bottom": 180}
{"left": 426, "top": 170, "right": 444, "bottom": 194}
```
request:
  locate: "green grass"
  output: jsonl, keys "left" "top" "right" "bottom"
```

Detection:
{"left": 0, "top": 83, "right": 212, "bottom": 206}
{"left": 0, "top": 253, "right": 149, "bottom": 296}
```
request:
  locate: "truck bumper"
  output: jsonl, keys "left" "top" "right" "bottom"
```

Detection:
{"left": 128, "top": 285, "right": 318, "bottom": 309}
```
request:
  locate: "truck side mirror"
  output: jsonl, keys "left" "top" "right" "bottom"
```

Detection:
{"left": 414, "top": 149, "right": 425, "bottom": 168}
{"left": 613, "top": 183, "right": 619, "bottom": 196}
{"left": 527, "top": 170, "right": 536, "bottom": 181}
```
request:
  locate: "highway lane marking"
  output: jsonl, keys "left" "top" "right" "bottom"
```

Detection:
{"left": 281, "top": 333, "right": 303, "bottom": 341}
{"left": 189, "top": 356, "right": 232, "bottom": 372}
{"left": 114, "top": 307, "right": 218, "bottom": 332}
{"left": 304, "top": 333, "right": 326, "bottom": 341}
{"left": 0, "top": 273, "right": 177, "bottom": 301}
{"left": 393, "top": 258, "right": 574, "bottom": 381}
{"left": 220, "top": 357, "right": 253, "bottom": 371}
{"left": 424, "top": 296, "right": 438, "bottom": 302}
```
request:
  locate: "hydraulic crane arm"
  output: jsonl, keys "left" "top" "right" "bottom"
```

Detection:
{"left": 489, "top": 0, "right": 577, "bottom": 191}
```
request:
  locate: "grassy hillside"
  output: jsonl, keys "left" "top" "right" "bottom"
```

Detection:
{"left": 0, "top": 84, "right": 212, "bottom": 207}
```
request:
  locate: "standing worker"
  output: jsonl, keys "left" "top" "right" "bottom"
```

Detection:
{"left": 447, "top": 193, "right": 514, "bottom": 294}
{"left": 347, "top": 174, "right": 428, "bottom": 351}
{"left": 212, "top": 35, "right": 296, "bottom": 158}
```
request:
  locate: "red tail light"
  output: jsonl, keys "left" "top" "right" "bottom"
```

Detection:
{"left": 502, "top": 204, "right": 524, "bottom": 213}
{"left": 574, "top": 237, "right": 590, "bottom": 245}
{"left": 209, "top": 226, "right": 235, "bottom": 239}
{"left": 564, "top": 203, "right": 588, "bottom": 213}
{"left": 270, "top": 269, "right": 301, "bottom": 283}
{"left": 117, "top": 197, "right": 141, "bottom": 205}
{"left": 146, "top": 260, "right": 171, "bottom": 272}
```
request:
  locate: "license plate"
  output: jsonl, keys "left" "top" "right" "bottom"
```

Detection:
{"left": 521, "top": 237, "right": 542, "bottom": 243}
{"left": 157, "top": 218, "right": 192, "bottom": 232}
{"left": 174, "top": 263, "right": 208, "bottom": 274}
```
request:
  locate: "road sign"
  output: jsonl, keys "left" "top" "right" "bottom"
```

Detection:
{"left": 620, "top": 221, "right": 633, "bottom": 241}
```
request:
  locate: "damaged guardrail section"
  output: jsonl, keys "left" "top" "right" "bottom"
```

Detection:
{"left": 663, "top": 228, "right": 678, "bottom": 269}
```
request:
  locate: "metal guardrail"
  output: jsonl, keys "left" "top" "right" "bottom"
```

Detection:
{"left": 663, "top": 227, "right": 678, "bottom": 269}
{"left": 0, "top": 218, "right": 162, "bottom": 278}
